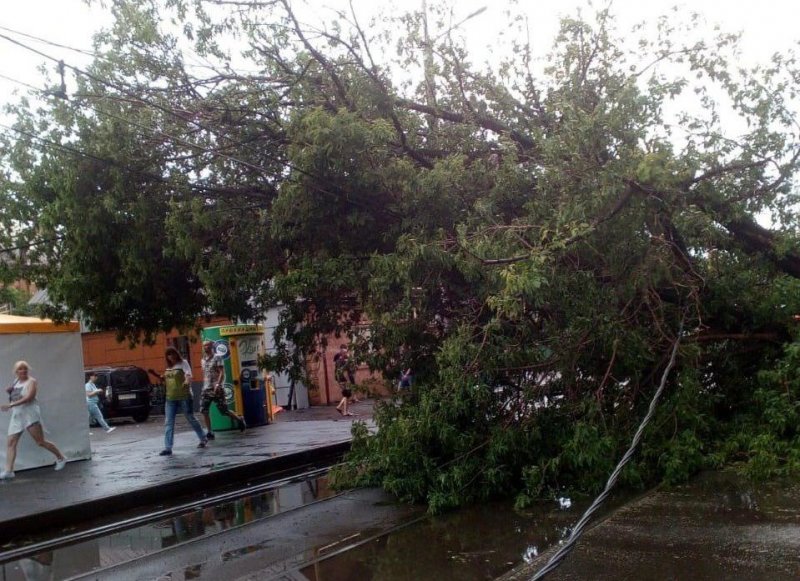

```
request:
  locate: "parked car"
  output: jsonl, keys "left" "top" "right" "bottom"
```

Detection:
{"left": 84, "top": 366, "right": 151, "bottom": 423}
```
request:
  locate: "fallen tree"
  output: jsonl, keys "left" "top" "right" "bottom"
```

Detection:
{"left": 2, "top": 1, "right": 800, "bottom": 510}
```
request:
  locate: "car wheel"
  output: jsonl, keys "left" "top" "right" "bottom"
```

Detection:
{"left": 132, "top": 411, "right": 150, "bottom": 423}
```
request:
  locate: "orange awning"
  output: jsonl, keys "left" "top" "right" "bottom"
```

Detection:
{"left": 0, "top": 314, "right": 80, "bottom": 334}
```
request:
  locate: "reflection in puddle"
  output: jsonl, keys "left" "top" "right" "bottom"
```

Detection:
{"left": 222, "top": 539, "right": 271, "bottom": 562}
{"left": 0, "top": 475, "right": 333, "bottom": 580}
{"left": 522, "top": 545, "right": 539, "bottom": 563}
{"left": 299, "top": 499, "right": 586, "bottom": 581}
{"left": 15, "top": 552, "right": 54, "bottom": 581}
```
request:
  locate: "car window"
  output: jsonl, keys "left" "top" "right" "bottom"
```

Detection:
{"left": 110, "top": 368, "right": 148, "bottom": 391}
{"left": 85, "top": 367, "right": 149, "bottom": 390}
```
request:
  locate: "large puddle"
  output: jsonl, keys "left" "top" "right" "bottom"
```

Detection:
{"left": 2, "top": 471, "right": 635, "bottom": 581}
{"left": 3, "top": 468, "right": 793, "bottom": 581}
{"left": 297, "top": 496, "right": 612, "bottom": 581}
{"left": 502, "top": 471, "right": 800, "bottom": 581}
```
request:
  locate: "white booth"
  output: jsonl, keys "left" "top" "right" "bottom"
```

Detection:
{"left": 0, "top": 314, "right": 91, "bottom": 471}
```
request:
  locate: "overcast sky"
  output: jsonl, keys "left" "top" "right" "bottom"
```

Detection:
{"left": 0, "top": 1, "right": 798, "bottom": 111}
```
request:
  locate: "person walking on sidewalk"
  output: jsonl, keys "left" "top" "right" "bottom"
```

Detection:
{"left": 85, "top": 372, "right": 115, "bottom": 434}
{"left": 200, "top": 340, "right": 245, "bottom": 440}
{"left": 1, "top": 361, "right": 67, "bottom": 479}
{"left": 152, "top": 347, "right": 207, "bottom": 456}
{"left": 334, "top": 345, "right": 355, "bottom": 416}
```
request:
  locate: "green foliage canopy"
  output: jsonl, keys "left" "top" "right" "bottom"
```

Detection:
{"left": 2, "top": 1, "right": 800, "bottom": 508}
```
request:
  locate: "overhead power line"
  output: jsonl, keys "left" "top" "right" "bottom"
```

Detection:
{"left": 0, "top": 120, "right": 274, "bottom": 207}
{"left": 531, "top": 326, "right": 684, "bottom": 580}
{"left": 0, "top": 71, "right": 49, "bottom": 93}
{"left": 0, "top": 24, "right": 100, "bottom": 58}
{"left": 0, "top": 29, "right": 403, "bottom": 218}
{"left": 0, "top": 236, "right": 63, "bottom": 256}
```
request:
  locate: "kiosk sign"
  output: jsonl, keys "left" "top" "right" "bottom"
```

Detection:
{"left": 219, "top": 324, "right": 262, "bottom": 337}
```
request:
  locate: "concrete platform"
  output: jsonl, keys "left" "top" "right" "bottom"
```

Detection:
{"left": 0, "top": 400, "right": 375, "bottom": 542}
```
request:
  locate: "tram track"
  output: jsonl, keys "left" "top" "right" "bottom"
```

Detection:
{"left": 66, "top": 486, "right": 423, "bottom": 581}
{"left": 0, "top": 464, "right": 333, "bottom": 567}
{"left": 0, "top": 439, "right": 352, "bottom": 545}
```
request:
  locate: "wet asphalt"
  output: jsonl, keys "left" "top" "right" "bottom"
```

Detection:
{"left": 71, "top": 487, "right": 421, "bottom": 581}
{"left": 5, "top": 401, "right": 799, "bottom": 580}
{"left": 501, "top": 471, "right": 800, "bottom": 580}
{"left": 0, "top": 400, "right": 374, "bottom": 537}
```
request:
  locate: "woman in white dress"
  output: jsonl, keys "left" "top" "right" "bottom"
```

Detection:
{"left": 1, "top": 361, "right": 67, "bottom": 479}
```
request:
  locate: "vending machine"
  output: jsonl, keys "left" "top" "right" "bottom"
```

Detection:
{"left": 201, "top": 324, "right": 276, "bottom": 431}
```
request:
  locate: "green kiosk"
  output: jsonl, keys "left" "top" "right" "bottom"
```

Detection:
{"left": 201, "top": 324, "right": 273, "bottom": 431}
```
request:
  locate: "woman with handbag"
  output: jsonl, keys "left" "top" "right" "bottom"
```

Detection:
{"left": 152, "top": 347, "right": 207, "bottom": 456}
{"left": 1, "top": 361, "right": 67, "bottom": 479}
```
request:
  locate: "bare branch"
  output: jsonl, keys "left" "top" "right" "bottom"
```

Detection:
{"left": 395, "top": 98, "right": 537, "bottom": 150}
{"left": 280, "top": 0, "right": 351, "bottom": 109}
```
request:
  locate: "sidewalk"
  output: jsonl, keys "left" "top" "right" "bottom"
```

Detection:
{"left": 0, "top": 400, "right": 375, "bottom": 542}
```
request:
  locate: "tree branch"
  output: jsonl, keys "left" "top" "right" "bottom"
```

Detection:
{"left": 395, "top": 98, "right": 537, "bottom": 151}
{"left": 687, "top": 332, "right": 780, "bottom": 343}
{"left": 281, "top": 0, "right": 352, "bottom": 109}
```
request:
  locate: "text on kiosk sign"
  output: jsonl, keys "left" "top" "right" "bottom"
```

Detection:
{"left": 219, "top": 324, "right": 263, "bottom": 337}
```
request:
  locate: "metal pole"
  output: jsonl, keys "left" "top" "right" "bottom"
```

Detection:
{"left": 321, "top": 346, "right": 331, "bottom": 405}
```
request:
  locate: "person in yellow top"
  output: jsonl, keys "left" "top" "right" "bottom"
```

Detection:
{"left": 152, "top": 347, "right": 207, "bottom": 456}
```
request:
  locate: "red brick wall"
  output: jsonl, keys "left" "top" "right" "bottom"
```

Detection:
{"left": 306, "top": 337, "right": 388, "bottom": 406}
{"left": 11, "top": 280, "right": 36, "bottom": 294}
{"left": 81, "top": 317, "right": 232, "bottom": 379}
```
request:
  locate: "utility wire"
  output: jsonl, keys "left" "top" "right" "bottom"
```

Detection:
{"left": 0, "top": 71, "right": 50, "bottom": 93}
{"left": 0, "top": 24, "right": 100, "bottom": 58}
{"left": 0, "top": 95, "right": 397, "bottom": 222}
{"left": 0, "top": 68, "right": 276, "bottom": 173}
{"left": 531, "top": 324, "right": 684, "bottom": 580}
{"left": 0, "top": 121, "right": 138, "bottom": 170}
{"left": 0, "top": 34, "right": 400, "bottom": 216}
{"left": 0, "top": 23, "right": 234, "bottom": 73}
{"left": 0, "top": 31, "right": 403, "bottom": 217}
{"left": 0, "top": 89, "right": 382, "bottom": 219}
{"left": 0, "top": 120, "right": 273, "bottom": 208}
{"left": 0, "top": 237, "right": 63, "bottom": 256}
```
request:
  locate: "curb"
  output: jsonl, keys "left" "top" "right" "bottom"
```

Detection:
{"left": 0, "top": 440, "right": 351, "bottom": 542}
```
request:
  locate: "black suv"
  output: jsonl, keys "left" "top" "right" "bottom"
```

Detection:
{"left": 85, "top": 366, "right": 152, "bottom": 423}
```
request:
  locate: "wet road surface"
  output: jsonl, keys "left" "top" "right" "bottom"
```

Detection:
{"left": 0, "top": 400, "right": 374, "bottom": 540}
{"left": 1, "top": 470, "right": 601, "bottom": 581}
{"left": 502, "top": 471, "right": 800, "bottom": 580}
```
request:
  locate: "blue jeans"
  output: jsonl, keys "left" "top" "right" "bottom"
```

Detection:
{"left": 164, "top": 399, "right": 206, "bottom": 450}
{"left": 88, "top": 401, "right": 110, "bottom": 430}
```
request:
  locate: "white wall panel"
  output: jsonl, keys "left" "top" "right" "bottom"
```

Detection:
{"left": 0, "top": 331, "right": 91, "bottom": 470}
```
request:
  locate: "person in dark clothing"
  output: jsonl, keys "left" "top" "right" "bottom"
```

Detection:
{"left": 333, "top": 345, "right": 355, "bottom": 416}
